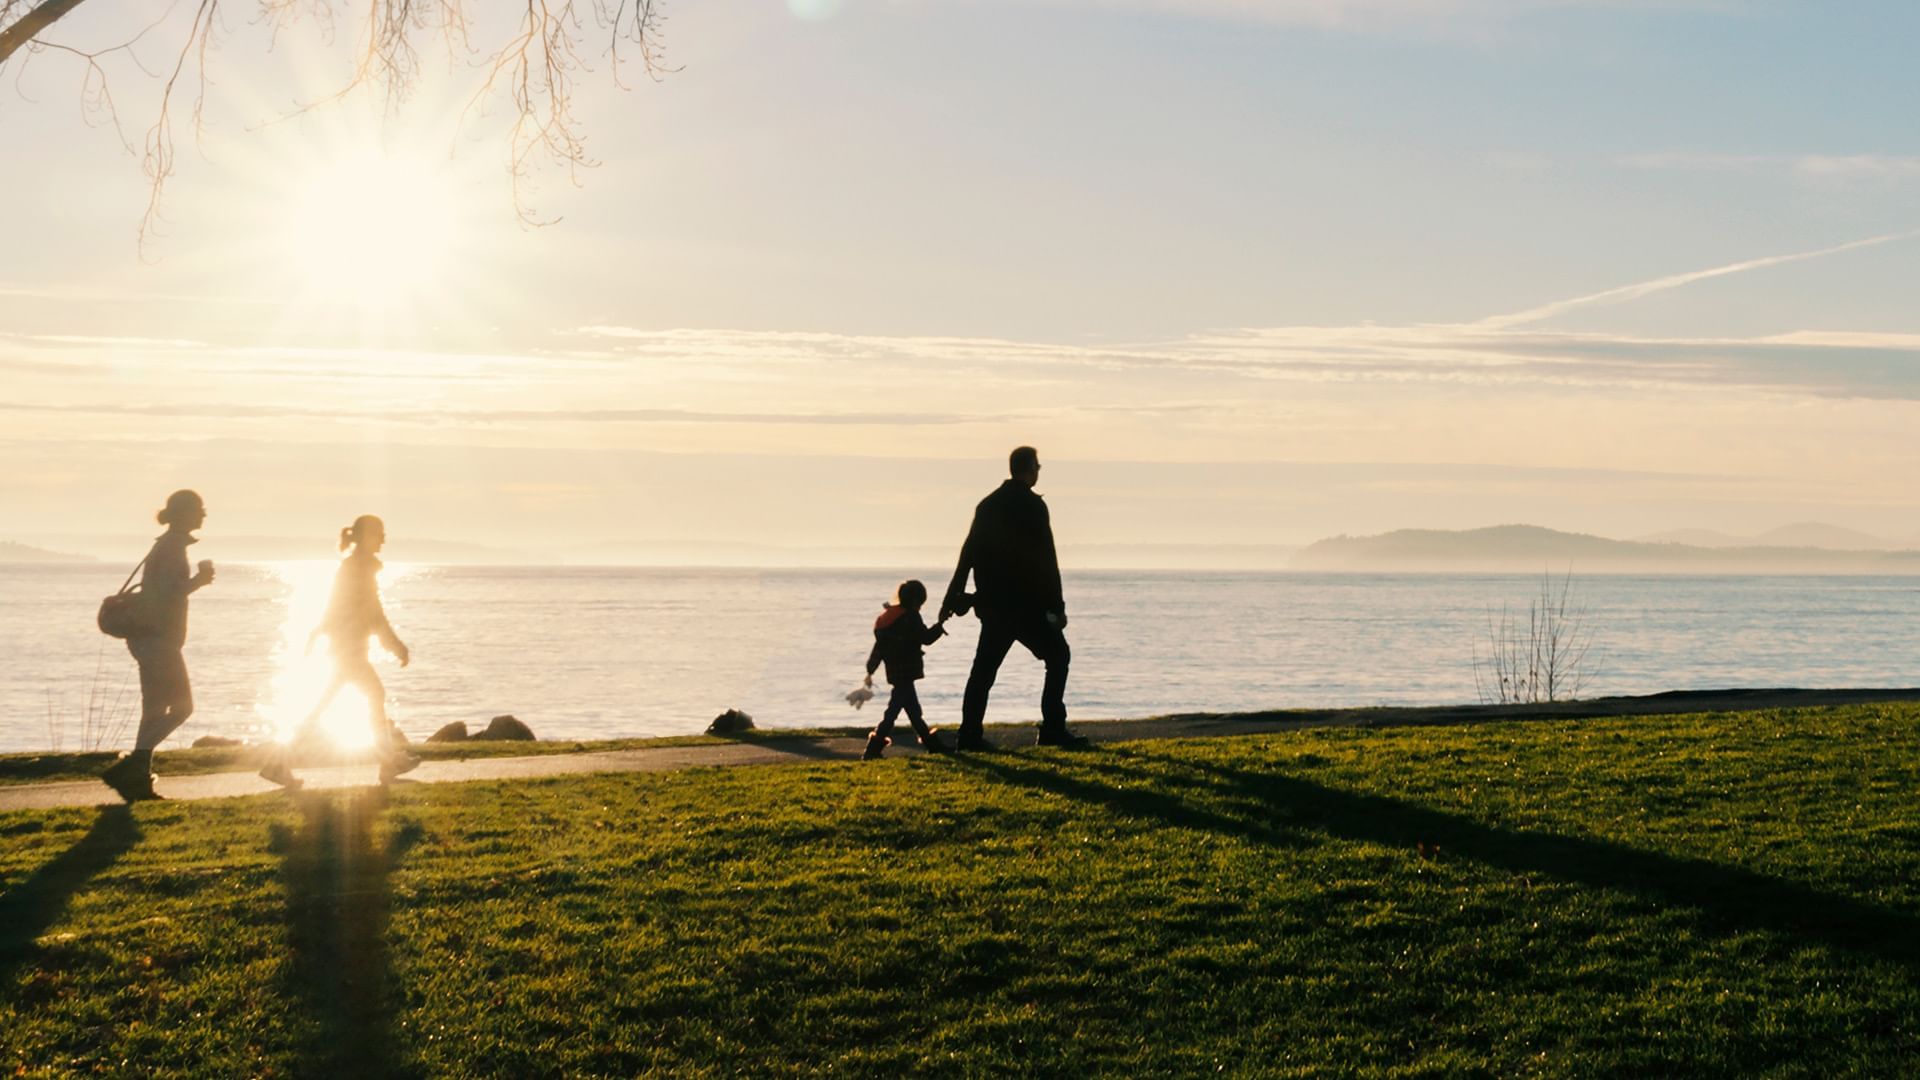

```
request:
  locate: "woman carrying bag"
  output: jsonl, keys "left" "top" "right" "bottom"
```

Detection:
{"left": 100, "top": 489, "right": 216, "bottom": 802}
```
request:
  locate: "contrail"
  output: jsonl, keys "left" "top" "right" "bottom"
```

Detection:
{"left": 1478, "top": 228, "right": 1920, "bottom": 330}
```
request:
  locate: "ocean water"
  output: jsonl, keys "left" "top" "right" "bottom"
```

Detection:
{"left": 4, "top": 564, "right": 1919, "bottom": 753}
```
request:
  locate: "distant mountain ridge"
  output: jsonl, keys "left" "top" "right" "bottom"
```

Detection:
{"left": 0, "top": 541, "right": 94, "bottom": 563}
{"left": 1636, "top": 522, "right": 1896, "bottom": 552}
{"left": 1293, "top": 524, "right": 1920, "bottom": 573}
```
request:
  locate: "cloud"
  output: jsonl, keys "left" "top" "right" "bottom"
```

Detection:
{"left": 19, "top": 334, "right": 208, "bottom": 349}
{"left": 0, "top": 401, "right": 1007, "bottom": 426}
{"left": 1476, "top": 230, "right": 1920, "bottom": 329}
{"left": 1792, "top": 155, "right": 1920, "bottom": 180}
{"left": 992, "top": 0, "right": 1722, "bottom": 28}
{"left": 12, "top": 254, "right": 1920, "bottom": 452}
{"left": 0, "top": 284, "right": 272, "bottom": 305}
{"left": 573, "top": 320, "right": 1920, "bottom": 401}
{"left": 1619, "top": 152, "right": 1920, "bottom": 180}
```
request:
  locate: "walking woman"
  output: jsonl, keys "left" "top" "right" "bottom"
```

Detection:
{"left": 260, "top": 515, "right": 418, "bottom": 787}
{"left": 101, "top": 489, "right": 216, "bottom": 801}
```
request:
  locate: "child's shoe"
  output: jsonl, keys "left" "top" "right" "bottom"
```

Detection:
{"left": 918, "top": 728, "right": 951, "bottom": 754}
{"left": 258, "top": 761, "right": 303, "bottom": 789}
{"left": 378, "top": 752, "right": 422, "bottom": 783}
{"left": 862, "top": 733, "right": 891, "bottom": 760}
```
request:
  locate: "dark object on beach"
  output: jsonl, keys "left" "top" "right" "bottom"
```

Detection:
{"left": 708, "top": 709, "right": 755, "bottom": 735}
{"left": 428, "top": 721, "right": 469, "bottom": 743}
{"left": 479, "top": 714, "right": 536, "bottom": 741}
{"left": 190, "top": 735, "right": 240, "bottom": 749}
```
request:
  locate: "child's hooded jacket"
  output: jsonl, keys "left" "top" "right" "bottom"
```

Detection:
{"left": 865, "top": 606, "right": 946, "bottom": 685}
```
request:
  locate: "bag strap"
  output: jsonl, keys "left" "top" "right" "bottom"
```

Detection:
{"left": 117, "top": 538, "right": 162, "bottom": 596}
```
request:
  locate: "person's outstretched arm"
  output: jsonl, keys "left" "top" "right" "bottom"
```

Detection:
{"left": 942, "top": 509, "right": 981, "bottom": 620}
{"left": 357, "top": 569, "right": 409, "bottom": 666}
{"left": 920, "top": 615, "right": 948, "bottom": 645}
{"left": 374, "top": 607, "right": 409, "bottom": 667}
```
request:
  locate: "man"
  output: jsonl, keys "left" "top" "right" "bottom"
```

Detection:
{"left": 942, "top": 446, "right": 1088, "bottom": 750}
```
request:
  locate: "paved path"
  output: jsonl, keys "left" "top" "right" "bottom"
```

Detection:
{"left": 7, "top": 687, "right": 1919, "bottom": 813}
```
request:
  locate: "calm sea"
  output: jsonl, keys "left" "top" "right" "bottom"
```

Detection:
{"left": 4, "top": 564, "right": 1919, "bottom": 753}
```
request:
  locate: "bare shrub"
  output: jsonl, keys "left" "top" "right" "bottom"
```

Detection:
{"left": 44, "top": 644, "right": 138, "bottom": 752}
{"left": 1473, "top": 569, "right": 1597, "bottom": 705}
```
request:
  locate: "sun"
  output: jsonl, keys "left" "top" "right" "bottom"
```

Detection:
{"left": 282, "top": 149, "right": 458, "bottom": 308}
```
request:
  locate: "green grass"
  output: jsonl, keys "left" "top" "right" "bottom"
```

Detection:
{"left": 0, "top": 728, "right": 877, "bottom": 787}
{"left": 3, "top": 704, "right": 1918, "bottom": 1076}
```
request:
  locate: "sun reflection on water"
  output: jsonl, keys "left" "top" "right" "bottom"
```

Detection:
{"left": 258, "top": 560, "right": 414, "bottom": 751}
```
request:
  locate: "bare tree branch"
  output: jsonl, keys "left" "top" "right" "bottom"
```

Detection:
{"left": 0, "top": 0, "right": 89, "bottom": 66}
{"left": 2, "top": 0, "right": 669, "bottom": 247}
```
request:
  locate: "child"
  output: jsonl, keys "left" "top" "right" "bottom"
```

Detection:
{"left": 260, "top": 515, "right": 418, "bottom": 787}
{"left": 862, "top": 579, "right": 951, "bottom": 758}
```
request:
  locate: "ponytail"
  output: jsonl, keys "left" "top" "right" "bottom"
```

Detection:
{"left": 339, "top": 514, "right": 385, "bottom": 554}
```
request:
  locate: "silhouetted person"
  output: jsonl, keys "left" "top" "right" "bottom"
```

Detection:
{"left": 260, "top": 515, "right": 419, "bottom": 788}
{"left": 101, "top": 489, "right": 216, "bottom": 801}
{"left": 861, "top": 579, "right": 952, "bottom": 758}
{"left": 942, "top": 447, "right": 1086, "bottom": 749}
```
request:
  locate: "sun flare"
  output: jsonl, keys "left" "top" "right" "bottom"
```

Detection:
{"left": 259, "top": 560, "right": 413, "bottom": 752}
{"left": 282, "top": 151, "right": 457, "bottom": 308}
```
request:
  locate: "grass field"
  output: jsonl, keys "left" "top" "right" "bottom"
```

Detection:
{"left": 3, "top": 704, "right": 1917, "bottom": 1076}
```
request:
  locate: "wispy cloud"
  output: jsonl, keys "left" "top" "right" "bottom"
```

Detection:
{"left": 1476, "top": 230, "right": 1920, "bottom": 329}
{"left": 1620, "top": 152, "right": 1920, "bottom": 180}
{"left": 570, "top": 321, "right": 1920, "bottom": 401}
{"left": 0, "top": 284, "right": 272, "bottom": 306}
{"left": 0, "top": 401, "right": 1008, "bottom": 426}
{"left": 1001, "top": 0, "right": 1722, "bottom": 29}
{"left": 20, "top": 334, "right": 209, "bottom": 349}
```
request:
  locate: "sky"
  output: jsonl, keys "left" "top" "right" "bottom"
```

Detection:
{"left": 2, "top": 0, "right": 1918, "bottom": 562}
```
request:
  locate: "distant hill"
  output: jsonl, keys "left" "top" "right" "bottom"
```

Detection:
{"left": 0, "top": 541, "right": 94, "bottom": 564}
{"left": 1293, "top": 524, "right": 1920, "bottom": 573}
{"left": 1634, "top": 528, "right": 1747, "bottom": 548}
{"left": 1636, "top": 522, "right": 1895, "bottom": 552}
{"left": 1060, "top": 543, "right": 1299, "bottom": 570}
{"left": 1751, "top": 523, "right": 1893, "bottom": 551}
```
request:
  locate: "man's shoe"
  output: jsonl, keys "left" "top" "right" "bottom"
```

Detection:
{"left": 954, "top": 733, "right": 992, "bottom": 752}
{"left": 100, "top": 755, "right": 161, "bottom": 802}
{"left": 862, "top": 734, "right": 891, "bottom": 761}
{"left": 258, "top": 762, "right": 303, "bottom": 789}
{"left": 1035, "top": 727, "right": 1091, "bottom": 750}
{"left": 378, "top": 753, "right": 421, "bottom": 783}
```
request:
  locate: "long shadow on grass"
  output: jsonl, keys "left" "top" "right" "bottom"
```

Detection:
{"left": 276, "top": 788, "right": 419, "bottom": 1078}
{"left": 950, "top": 747, "right": 1920, "bottom": 971}
{"left": 711, "top": 734, "right": 850, "bottom": 761}
{"left": 0, "top": 807, "right": 140, "bottom": 990}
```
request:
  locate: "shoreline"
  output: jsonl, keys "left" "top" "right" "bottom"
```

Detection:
{"left": 6, "top": 685, "right": 1919, "bottom": 812}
